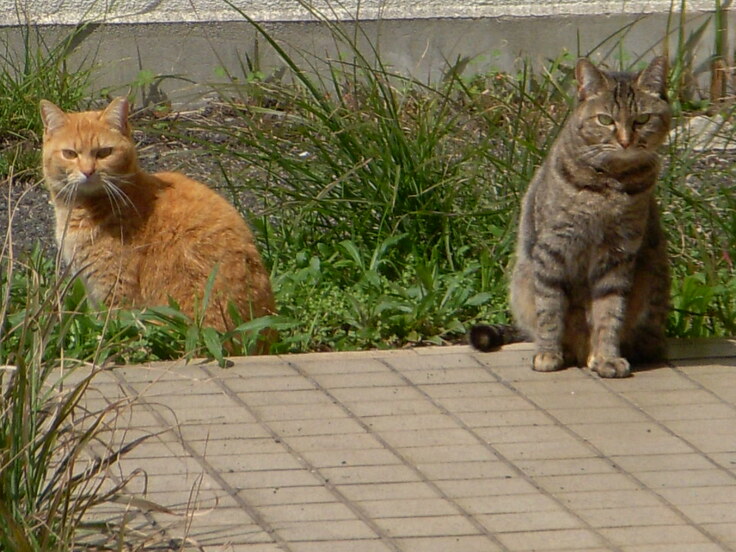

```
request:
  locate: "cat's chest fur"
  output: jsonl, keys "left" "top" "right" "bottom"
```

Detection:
{"left": 532, "top": 173, "right": 651, "bottom": 270}
{"left": 53, "top": 203, "right": 142, "bottom": 304}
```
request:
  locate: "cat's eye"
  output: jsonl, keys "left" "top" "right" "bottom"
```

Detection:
{"left": 633, "top": 113, "right": 651, "bottom": 125}
{"left": 96, "top": 147, "right": 113, "bottom": 159}
{"left": 597, "top": 114, "right": 615, "bottom": 126}
{"left": 61, "top": 149, "right": 78, "bottom": 159}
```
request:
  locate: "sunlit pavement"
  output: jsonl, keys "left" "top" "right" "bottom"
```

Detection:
{"left": 78, "top": 338, "right": 736, "bottom": 551}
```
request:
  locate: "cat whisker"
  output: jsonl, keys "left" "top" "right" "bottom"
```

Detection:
{"left": 105, "top": 172, "right": 136, "bottom": 186}
{"left": 101, "top": 178, "right": 137, "bottom": 217}
{"left": 578, "top": 147, "right": 615, "bottom": 168}
{"left": 102, "top": 178, "right": 130, "bottom": 216}
{"left": 56, "top": 179, "right": 79, "bottom": 204}
{"left": 102, "top": 185, "right": 125, "bottom": 217}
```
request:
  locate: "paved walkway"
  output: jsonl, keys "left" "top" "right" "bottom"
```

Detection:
{"left": 77, "top": 338, "right": 736, "bottom": 551}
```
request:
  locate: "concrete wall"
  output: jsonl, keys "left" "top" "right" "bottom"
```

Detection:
{"left": 0, "top": 1, "right": 727, "bottom": 106}
{"left": 0, "top": 1, "right": 722, "bottom": 25}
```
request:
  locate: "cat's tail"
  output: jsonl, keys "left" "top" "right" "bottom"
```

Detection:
{"left": 469, "top": 323, "right": 527, "bottom": 352}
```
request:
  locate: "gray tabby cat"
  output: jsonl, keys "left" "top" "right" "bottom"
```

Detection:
{"left": 471, "top": 57, "right": 671, "bottom": 378}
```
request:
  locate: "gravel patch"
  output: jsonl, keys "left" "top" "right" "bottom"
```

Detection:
{"left": 1, "top": 179, "right": 57, "bottom": 256}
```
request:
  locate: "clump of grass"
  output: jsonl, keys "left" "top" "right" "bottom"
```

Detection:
{"left": 657, "top": 0, "right": 736, "bottom": 336}
{"left": 1, "top": 245, "right": 265, "bottom": 365}
{"left": 0, "top": 23, "right": 96, "bottom": 178}
{"left": 184, "top": 3, "right": 580, "bottom": 349}
{"left": 0, "top": 362, "right": 143, "bottom": 551}
{"left": 661, "top": 126, "right": 736, "bottom": 337}
{"left": 0, "top": 23, "right": 95, "bottom": 134}
{"left": 0, "top": 232, "right": 150, "bottom": 550}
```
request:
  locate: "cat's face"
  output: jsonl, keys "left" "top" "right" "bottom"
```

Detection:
{"left": 572, "top": 57, "right": 671, "bottom": 167}
{"left": 40, "top": 97, "right": 138, "bottom": 204}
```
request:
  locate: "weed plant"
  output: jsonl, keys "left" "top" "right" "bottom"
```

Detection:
{"left": 0, "top": 234, "right": 150, "bottom": 550}
{"left": 663, "top": 128, "right": 736, "bottom": 336}
{"left": 0, "top": 24, "right": 95, "bottom": 178}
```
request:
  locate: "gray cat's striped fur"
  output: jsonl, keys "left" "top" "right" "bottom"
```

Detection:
{"left": 474, "top": 57, "right": 672, "bottom": 378}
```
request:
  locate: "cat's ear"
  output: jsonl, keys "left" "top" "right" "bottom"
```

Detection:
{"left": 575, "top": 58, "right": 609, "bottom": 101}
{"left": 39, "top": 100, "right": 67, "bottom": 135}
{"left": 636, "top": 56, "right": 668, "bottom": 99}
{"left": 101, "top": 97, "right": 131, "bottom": 136}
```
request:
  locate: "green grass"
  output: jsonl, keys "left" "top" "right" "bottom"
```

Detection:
{"left": 0, "top": 23, "right": 96, "bottom": 178}
{"left": 662, "top": 124, "right": 736, "bottom": 336}
{"left": 0, "top": 240, "right": 152, "bottom": 551}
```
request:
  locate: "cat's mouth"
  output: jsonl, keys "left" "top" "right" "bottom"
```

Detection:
{"left": 52, "top": 173, "right": 107, "bottom": 202}
{"left": 74, "top": 176, "right": 105, "bottom": 193}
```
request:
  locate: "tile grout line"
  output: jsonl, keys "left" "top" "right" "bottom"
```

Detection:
{"left": 101, "top": 342, "right": 736, "bottom": 551}
{"left": 478, "top": 356, "right": 735, "bottom": 552}
{"left": 589, "top": 361, "right": 736, "bottom": 479}
{"left": 670, "top": 360, "right": 736, "bottom": 415}
{"left": 111, "top": 369, "right": 295, "bottom": 552}
{"left": 199, "top": 365, "right": 406, "bottom": 552}
{"left": 91, "top": 413, "right": 205, "bottom": 552}
{"left": 577, "top": 361, "right": 736, "bottom": 549}
{"left": 281, "top": 358, "right": 513, "bottom": 552}
{"left": 378, "top": 357, "right": 626, "bottom": 552}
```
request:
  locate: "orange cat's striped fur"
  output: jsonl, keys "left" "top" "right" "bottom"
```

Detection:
{"left": 40, "top": 97, "right": 276, "bottom": 352}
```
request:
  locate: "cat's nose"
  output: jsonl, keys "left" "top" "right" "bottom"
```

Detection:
{"left": 616, "top": 129, "right": 633, "bottom": 148}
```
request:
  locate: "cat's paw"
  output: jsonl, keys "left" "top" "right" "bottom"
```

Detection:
{"left": 533, "top": 352, "right": 565, "bottom": 372}
{"left": 589, "top": 356, "right": 631, "bottom": 378}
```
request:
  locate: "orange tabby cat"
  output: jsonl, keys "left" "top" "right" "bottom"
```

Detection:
{"left": 40, "top": 96, "right": 276, "bottom": 353}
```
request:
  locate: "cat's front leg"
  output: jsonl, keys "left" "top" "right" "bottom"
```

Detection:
{"left": 588, "top": 275, "right": 632, "bottom": 378}
{"left": 532, "top": 258, "right": 568, "bottom": 373}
